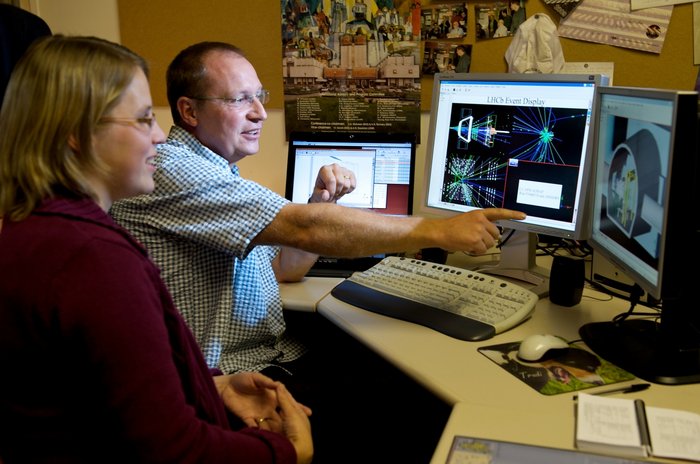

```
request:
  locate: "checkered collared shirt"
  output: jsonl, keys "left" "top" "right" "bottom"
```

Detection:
{"left": 110, "top": 126, "right": 307, "bottom": 373}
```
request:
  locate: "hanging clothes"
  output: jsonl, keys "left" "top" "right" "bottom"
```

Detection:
{"left": 504, "top": 13, "right": 564, "bottom": 73}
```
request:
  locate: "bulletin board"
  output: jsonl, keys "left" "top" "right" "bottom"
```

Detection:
{"left": 118, "top": 0, "right": 698, "bottom": 112}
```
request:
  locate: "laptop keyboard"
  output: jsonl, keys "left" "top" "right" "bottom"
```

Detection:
{"left": 306, "top": 256, "right": 383, "bottom": 278}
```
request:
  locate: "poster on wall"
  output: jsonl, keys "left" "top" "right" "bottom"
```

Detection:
{"left": 557, "top": 0, "right": 671, "bottom": 54}
{"left": 281, "top": 0, "right": 422, "bottom": 140}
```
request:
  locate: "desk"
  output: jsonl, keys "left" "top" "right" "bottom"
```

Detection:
{"left": 280, "top": 276, "right": 700, "bottom": 463}
{"left": 278, "top": 276, "right": 343, "bottom": 312}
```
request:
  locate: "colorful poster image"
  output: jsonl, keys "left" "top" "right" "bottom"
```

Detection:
{"left": 281, "top": 0, "right": 422, "bottom": 139}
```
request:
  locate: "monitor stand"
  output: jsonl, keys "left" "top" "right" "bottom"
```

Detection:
{"left": 580, "top": 319, "right": 700, "bottom": 385}
{"left": 473, "top": 229, "right": 550, "bottom": 298}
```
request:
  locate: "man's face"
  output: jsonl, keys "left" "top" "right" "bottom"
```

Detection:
{"left": 191, "top": 51, "right": 268, "bottom": 164}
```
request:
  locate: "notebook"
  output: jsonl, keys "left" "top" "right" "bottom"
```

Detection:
{"left": 285, "top": 131, "right": 417, "bottom": 277}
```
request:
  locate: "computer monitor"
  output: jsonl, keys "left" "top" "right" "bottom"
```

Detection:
{"left": 285, "top": 131, "right": 417, "bottom": 276}
{"left": 420, "top": 73, "right": 605, "bottom": 297}
{"left": 580, "top": 86, "right": 700, "bottom": 385}
{"left": 286, "top": 131, "right": 416, "bottom": 215}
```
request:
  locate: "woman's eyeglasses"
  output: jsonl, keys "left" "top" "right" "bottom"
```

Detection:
{"left": 98, "top": 114, "right": 157, "bottom": 132}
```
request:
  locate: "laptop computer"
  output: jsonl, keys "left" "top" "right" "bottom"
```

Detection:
{"left": 285, "top": 131, "right": 417, "bottom": 277}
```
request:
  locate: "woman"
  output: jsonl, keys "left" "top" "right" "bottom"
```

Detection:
{"left": 0, "top": 35, "right": 312, "bottom": 464}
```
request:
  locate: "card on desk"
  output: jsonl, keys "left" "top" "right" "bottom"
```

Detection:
{"left": 478, "top": 341, "right": 635, "bottom": 395}
{"left": 446, "top": 436, "right": 648, "bottom": 464}
{"left": 575, "top": 392, "right": 700, "bottom": 462}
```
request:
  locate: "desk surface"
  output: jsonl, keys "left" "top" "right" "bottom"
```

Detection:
{"left": 278, "top": 276, "right": 343, "bottom": 312}
{"left": 280, "top": 270, "right": 700, "bottom": 464}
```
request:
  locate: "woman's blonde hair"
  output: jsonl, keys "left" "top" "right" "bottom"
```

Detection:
{"left": 0, "top": 35, "right": 148, "bottom": 221}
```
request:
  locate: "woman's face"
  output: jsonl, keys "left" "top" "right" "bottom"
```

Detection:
{"left": 90, "top": 68, "right": 166, "bottom": 210}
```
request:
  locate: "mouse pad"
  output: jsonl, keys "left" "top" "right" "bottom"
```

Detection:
{"left": 478, "top": 342, "right": 635, "bottom": 395}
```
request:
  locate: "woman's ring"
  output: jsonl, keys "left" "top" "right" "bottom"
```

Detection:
{"left": 256, "top": 417, "right": 269, "bottom": 424}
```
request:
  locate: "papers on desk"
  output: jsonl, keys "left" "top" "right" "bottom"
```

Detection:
{"left": 575, "top": 393, "right": 700, "bottom": 462}
{"left": 478, "top": 341, "right": 635, "bottom": 395}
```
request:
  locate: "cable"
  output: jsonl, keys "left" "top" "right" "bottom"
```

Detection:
{"left": 496, "top": 228, "right": 516, "bottom": 249}
{"left": 586, "top": 276, "right": 662, "bottom": 311}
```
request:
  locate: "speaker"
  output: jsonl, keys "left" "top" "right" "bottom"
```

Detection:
{"left": 419, "top": 247, "right": 448, "bottom": 264}
{"left": 549, "top": 255, "right": 584, "bottom": 306}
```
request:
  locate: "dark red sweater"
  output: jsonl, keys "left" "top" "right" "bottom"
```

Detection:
{"left": 0, "top": 196, "right": 296, "bottom": 463}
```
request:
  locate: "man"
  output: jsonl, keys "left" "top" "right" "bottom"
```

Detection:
{"left": 111, "top": 41, "right": 524, "bottom": 376}
{"left": 509, "top": 0, "right": 526, "bottom": 35}
{"left": 110, "top": 40, "right": 524, "bottom": 462}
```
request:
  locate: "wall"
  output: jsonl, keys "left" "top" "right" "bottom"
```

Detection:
{"left": 117, "top": 0, "right": 699, "bottom": 112}
{"left": 22, "top": 0, "right": 120, "bottom": 41}
{"left": 21, "top": 0, "right": 700, "bottom": 211}
{"left": 115, "top": 0, "right": 700, "bottom": 210}
{"left": 20, "top": 0, "right": 291, "bottom": 196}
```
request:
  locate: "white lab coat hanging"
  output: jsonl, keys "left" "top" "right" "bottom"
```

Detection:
{"left": 505, "top": 13, "right": 565, "bottom": 73}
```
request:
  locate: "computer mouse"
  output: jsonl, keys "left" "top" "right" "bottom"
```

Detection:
{"left": 517, "top": 334, "right": 570, "bottom": 362}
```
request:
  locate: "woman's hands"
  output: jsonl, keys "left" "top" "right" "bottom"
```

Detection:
{"left": 213, "top": 372, "right": 313, "bottom": 463}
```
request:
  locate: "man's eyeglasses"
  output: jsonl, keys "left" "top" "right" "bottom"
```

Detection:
{"left": 99, "top": 115, "right": 157, "bottom": 132}
{"left": 189, "top": 89, "right": 270, "bottom": 109}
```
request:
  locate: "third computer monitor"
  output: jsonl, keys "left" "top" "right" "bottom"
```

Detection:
{"left": 581, "top": 85, "right": 700, "bottom": 385}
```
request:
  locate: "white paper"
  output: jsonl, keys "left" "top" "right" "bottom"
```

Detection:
{"left": 561, "top": 62, "right": 615, "bottom": 85}
{"left": 576, "top": 393, "right": 700, "bottom": 462}
{"left": 646, "top": 406, "right": 700, "bottom": 462}
{"left": 630, "top": 0, "right": 694, "bottom": 9}
{"left": 576, "top": 393, "right": 644, "bottom": 449}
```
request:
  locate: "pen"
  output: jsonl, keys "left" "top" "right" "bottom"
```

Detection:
{"left": 589, "top": 383, "right": 651, "bottom": 396}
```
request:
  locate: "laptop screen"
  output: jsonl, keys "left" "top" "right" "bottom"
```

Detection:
{"left": 285, "top": 132, "right": 416, "bottom": 215}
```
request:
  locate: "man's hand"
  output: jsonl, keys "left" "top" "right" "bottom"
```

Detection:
{"left": 308, "top": 163, "right": 356, "bottom": 203}
{"left": 438, "top": 208, "right": 526, "bottom": 255}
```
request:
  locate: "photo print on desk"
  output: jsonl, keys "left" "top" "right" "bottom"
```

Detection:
{"left": 478, "top": 342, "right": 635, "bottom": 395}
